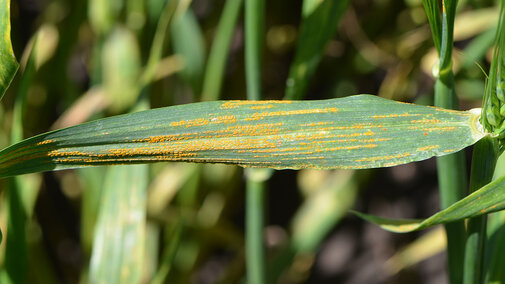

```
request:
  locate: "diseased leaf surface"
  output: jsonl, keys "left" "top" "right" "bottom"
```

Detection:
{"left": 0, "top": 95, "right": 485, "bottom": 178}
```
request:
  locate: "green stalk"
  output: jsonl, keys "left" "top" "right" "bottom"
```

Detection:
{"left": 245, "top": 169, "right": 268, "bottom": 284}
{"left": 245, "top": 0, "right": 266, "bottom": 282}
{"left": 244, "top": 0, "right": 264, "bottom": 101}
{"left": 201, "top": 0, "right": 243, "bottom": 101}
{"left": 435, "top": 67, "right": 466, "bottom": 284}
{"left": 464, "top": 1, "right": 505, "bottom": 282}
{"left": 463, "top": 138, "right": 499, "bottom": 284}
{"left": 430, "top": 1, "right": 466, "bottom": 283}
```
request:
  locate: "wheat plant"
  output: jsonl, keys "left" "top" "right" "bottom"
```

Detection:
{"left": 0, "top": 0, "right": 504, "bottom": 283}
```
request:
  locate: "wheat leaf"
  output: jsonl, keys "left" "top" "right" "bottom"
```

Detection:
{"left": 0, "top": 95, "right": 485, "bottom": 178}
{"left": 352, "top": 173, "right": 505, "bottom": 232}
{"left": 0, "top": 0, "right": 18, "bottom": 100}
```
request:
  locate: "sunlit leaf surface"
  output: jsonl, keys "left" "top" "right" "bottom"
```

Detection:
{"left": 89, "top": 165, "right": 147, "bottom": 284}
{"left": 0, "top": 95, "right": 485, "bottom": 178}
{"left": 0, "top": 0, "right": 18, "bottom": 100}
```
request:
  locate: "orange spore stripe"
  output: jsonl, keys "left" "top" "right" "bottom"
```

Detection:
{"left": 373, "top": 113, "right": 417, "bottom": 119}
{"left": 355, "top": 152, "right": 411, "bottom": 163}
{"left": 245, "top": 107, "right": 338, "bottom": 121}
{"left": 417, "top": 145, "right": 440, "bottom": 151}
{"left": 220, "top": 100, "right": 293, "bottom": 109}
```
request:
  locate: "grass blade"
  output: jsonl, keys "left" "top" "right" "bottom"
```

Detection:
{"left": 291, "top": 170, "right": 358, "bottom": 252}
{"left": 79, "top": 167, "right": 105, "bottom": 261}
{"left": 245, "top": 0, "right": 267, "bottom": 282}
{"left": 0, "top": 182, "right": 27, "bottom": 284}
{"left": 151, "top": 219, "right": 183, "bottom": 284}
{"left": 268, "top": 169, "right": 359, "bottom": 282}
{"left": 352, "top": 172, "right": 505, "bottom": 233}
{"left": 139, "top": 0, "right": 178, "bottom": 87}
{"left": 171, "top": 8, "right": 206, "bottom": 95}
{"left": 89, "top": 165, "right": 148, "bottom": 284}
{"left": 422, "top": 0, "right": 442, "bottom": 52}
{"left": 486, "top": 211, "right": 505, "bottom": 283}
{"left": 0, "top": 0, "right": 18, "bottom": 100}
{"left": 102, "top": 27, "right": 142, "bottom": 112}
{"left": 201, "top": 0, "right": 243, "bottom": 101}
{"left": 0, "top": 95, "right": 485, "bottom": 177}
{"left": 464, "top": 138, "right": 499, "bottom": 284}
{"left": 285, "top": 0, "right": 349, "bottom": 100}
{"left": 439, "top": 0, "right": 458, "bottom": 70}
{"left": 384, "top": 227, "right": 446, "bottom": 276}
{"left": 485, "top": 152, "right": 505, "bottom": 283}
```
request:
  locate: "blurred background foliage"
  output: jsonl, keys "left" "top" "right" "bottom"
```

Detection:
{"left": 0, "top": 0, "right": 500, "bottom": 283}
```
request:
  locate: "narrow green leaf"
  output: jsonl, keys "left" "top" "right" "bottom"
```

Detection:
{"left": 384, "top": 227, "right": 446, "bottom": 276}
{"left": 486, "top": 211, "right": 505, "bottom": 283}
{"left": 268, "top": 170, "right": 360, "bottom": 283}
{"left": 464, "top": 138, "right": 499, "bottom": 284}
{"left": 171, "top": 8, "right": 206, "bottom": 95}
{"left": 0, "top": 0, "right": 18, "bottom": 100}
{"left": 79, "top": 167, "right": 106, "bottom": 257}
{"left": 461, "top": 27, "right": 496, "bottom": 70}
{"left": 151, "top": 219, "right": 183, "bottom": 284}
{"left": 353, "top": 173, "right": 505, "bottom": 233}
{"left": 439, "top": 0, "right": 458, "bottom": 71}
{"left": 291, "top": 170, "right": 359, "bottom": 252}
{"left": 201, "top": 0, "right": 243, "bottom": 101}
{"left": 285, "top": 0, "right": 349, "bottom": 100}
{"left": 102, "top": 27, "right": 141, "bottom": 112}
{"left": 2, "top": 182, "right": 28, "bottom": 284}
{"left": 139, "top": 0, "right": 177, "bottom": 86}
{"left": 89, "top": 165, "right": 148, "bottom": 284}
{"left": 0, "top": 95, "right": 485, "bottom": 177}
{"left": 422, "top": 0, "right": 442, "bottom": 52}
{"left": 485, "top": 152, "right": 505, "bottom": 283}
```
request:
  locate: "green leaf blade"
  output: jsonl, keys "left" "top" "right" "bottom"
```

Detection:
{"left": 89, "top": 165, "right": 148, "bottom": 284}
{"left": 0, "top": 95, "right": 485, "bottom": 177}
{"left": 353, "top": 173, "right": 505, "bottom": 233}
{"left": 285, "top": 0, "right": 349, "bottom": 100}
{"left": 0, "top": 0, "right": 19, "bottom": 100}
{"left": 171, "top": 8, "right": 206, "bottom": 95}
